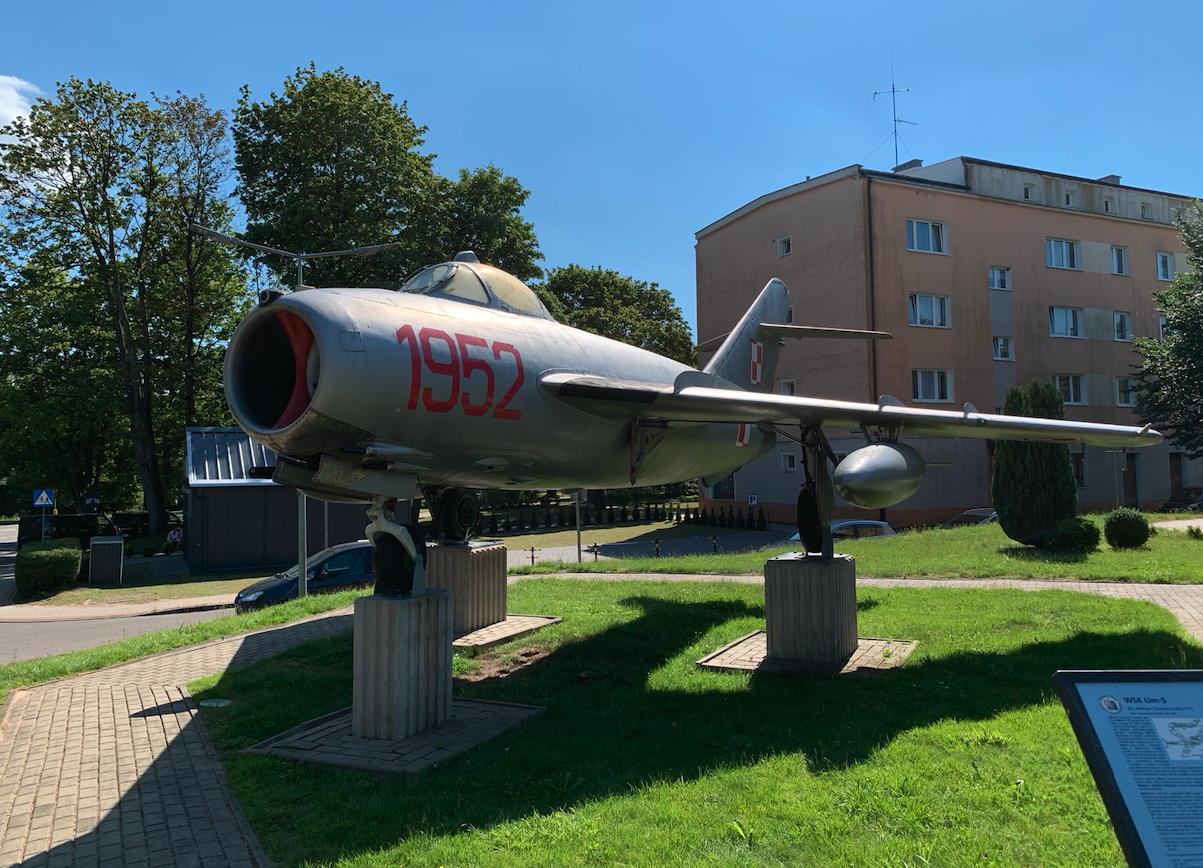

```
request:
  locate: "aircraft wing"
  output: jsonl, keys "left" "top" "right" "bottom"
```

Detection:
{"left": 539, "top": 373, "right": 1162, "bottom": 448}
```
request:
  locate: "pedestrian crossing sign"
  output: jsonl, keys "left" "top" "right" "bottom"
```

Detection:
{"left": 33, "top": 489, "right": 54, "bottom": 508}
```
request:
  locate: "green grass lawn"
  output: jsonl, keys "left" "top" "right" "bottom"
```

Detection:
{"left": 0, "top": 589, "right": 368, "bottom": 707}
{"left": 22, "top": 570, "right": 264, "bottom": 606}
{"left": 192, "top": 578, "right": 1202, "bottom": 867}
{"left": 487, "top": 518, "right": 749, "bottom": 552}
{"left": 511, "top": 519, "right": 1203, "bottom": 582}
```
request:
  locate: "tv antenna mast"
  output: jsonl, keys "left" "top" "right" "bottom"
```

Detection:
{"left": 871, "top": 68, "right": 916, "bottom": 168}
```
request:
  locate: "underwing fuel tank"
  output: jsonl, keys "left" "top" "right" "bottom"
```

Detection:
{"left": 832, "top": 442, "right": 926, "bottom": 510}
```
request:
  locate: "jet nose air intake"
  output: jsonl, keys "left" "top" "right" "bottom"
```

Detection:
{"left": 228, "top": 309, "right": 319, "bottom": 430}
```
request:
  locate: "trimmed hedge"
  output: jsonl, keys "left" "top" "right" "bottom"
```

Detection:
{"left": 15, "top": 539, "right": 82, "bottom": 599}
{"left": 1040, "top": 517, "right": 1101, "bottom": 552}
{"left": 1104, "top": 508, "right": 1151, "bottom": 549}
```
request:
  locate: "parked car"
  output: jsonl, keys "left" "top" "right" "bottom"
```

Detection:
{"left": 234, "top": 541, "right": 375, "bottom": 612}
{"left": 17, "top": 513, "right": 121, "bottom": 551}
{"left": 111, "top": 511, "right": 151, "bottom": 539}
{"left": 788, "top": 519, "right": 896, "bottom": 543}
{"left": 1163, "top": 487, "right": 1203, "bottom": 512}
{"left": 940, "top": 508, "right": 998, "bottom": 529}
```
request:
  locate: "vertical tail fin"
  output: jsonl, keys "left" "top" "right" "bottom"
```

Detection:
{"left": 701, "top": 279, "right": 791, "bottom": 392}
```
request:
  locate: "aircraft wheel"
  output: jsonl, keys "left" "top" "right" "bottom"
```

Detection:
{"left": 373, "top": 530, "right": 423, "bottom": 595}
{"left": 440, "top": 489, "right": 480, "bottom": 542}
{"left": 796, "top": 487, "right": 823, "bottom": 554}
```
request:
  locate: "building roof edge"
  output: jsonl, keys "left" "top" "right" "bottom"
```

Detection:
{"left": 694, "top": 165, "right": 861, "bottom": 240}
{"left": 960, "top": 156, "right": 1196, "bottom": 200}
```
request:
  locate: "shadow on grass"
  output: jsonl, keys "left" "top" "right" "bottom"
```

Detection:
{"left": 195, "top": 592, "right": 1203, "bottom": 866}
{"left": 997, "top": 545, "right": 1091, "bottom": 564}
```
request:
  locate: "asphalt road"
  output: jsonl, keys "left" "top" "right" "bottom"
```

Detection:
{"left": 0, "top": 608, "right": 228, "bottom": 664}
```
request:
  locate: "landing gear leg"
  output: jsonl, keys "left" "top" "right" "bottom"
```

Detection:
{"left": 366, "top": 497, "right": 427, "bottom": 595}
{"left": 796, "top": 427, "right": 837, "bottom": 560}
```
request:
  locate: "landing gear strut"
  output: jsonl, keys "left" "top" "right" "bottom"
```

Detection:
{"left": 796, "top": 427, "right": 837, "bottom": 560}
{"left": 366, "top": 497, "right": 426, "bottom": 595}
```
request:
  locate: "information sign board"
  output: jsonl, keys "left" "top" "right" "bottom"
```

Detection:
{"left": 1053, "top": 670, "right": 1203, "bottom": 868}
{"left": 83, "top": 493, "right": 101, "bottom": 510}
{"left": 748, "top": 494, "right": 758, "bottom": 506}
{"left": 33, "top": 489, "right": 54, "bottom": 508}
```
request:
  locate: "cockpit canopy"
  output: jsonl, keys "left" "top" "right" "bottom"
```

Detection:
{"left": 400, "top": 261, "right": 554, "bottom": 321}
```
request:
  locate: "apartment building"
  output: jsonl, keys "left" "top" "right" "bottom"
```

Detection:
{"left": 695, "top": 156, "right": 1197, "bottom": 526}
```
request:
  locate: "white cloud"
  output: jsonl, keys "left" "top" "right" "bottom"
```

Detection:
{"left": 0, "top": 75, "right": 42, "bottom": 128}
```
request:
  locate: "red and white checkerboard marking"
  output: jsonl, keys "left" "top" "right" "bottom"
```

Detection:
{"left": 749, "top": 339, "right": 763, "bottom": 386}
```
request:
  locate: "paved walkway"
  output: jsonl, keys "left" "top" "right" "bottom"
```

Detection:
{"left": 3, "top": 575, "right": 1203, "bottom": 867}
{"left": 0, "top": 607, "right": 352, "bottom": 868}
{"left": 0, "top": 596, "right": 234, "bottom": 623}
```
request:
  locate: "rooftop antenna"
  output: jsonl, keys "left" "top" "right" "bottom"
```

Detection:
{"left": 189, "top": 225, "right": 401, "bottom": 289}
{"left": 871, "top": 63, "right": 916, "bottom": 168}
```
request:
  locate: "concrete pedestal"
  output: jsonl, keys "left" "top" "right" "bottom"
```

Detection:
{"left": 425, "top": 543, "right": 507, "bottom": 635}
{"left": 352, "top": 590, "right": 453, "bottom": 741}
{"left": 764, "top": 553, "right": 857, "bottom": 667}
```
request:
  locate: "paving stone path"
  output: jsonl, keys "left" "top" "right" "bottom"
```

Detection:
{"left": 0, "top": 609, "right": 351, "bottom": 868}
{"left": 2, "top": 577, "right": 1203, "bottom": 867}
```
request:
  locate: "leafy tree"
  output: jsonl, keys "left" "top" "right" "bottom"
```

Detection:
{"left": 991, "top": 380, "right": 1078, "bottom": 545}
{"left": 0, "top": 80, "right": 248, "bottom": 529}
{"left": 1135, "top": 205, "right": 1203, "bottom": 456}
{"left": 438, "top": 166, "right": 543, "bottom": 281}
{"left": 537, "top": 265, "right": 695, "bottom": 365}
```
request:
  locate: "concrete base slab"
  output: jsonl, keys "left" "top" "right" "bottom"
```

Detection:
{"left": 453, "top": 614, "right": 563, "bottom": 654}
{"left": 698, "top": 631, "right": 917, "bottom": 677}
{"left": 242, "top": 697, "right": 544, "bottom": 777}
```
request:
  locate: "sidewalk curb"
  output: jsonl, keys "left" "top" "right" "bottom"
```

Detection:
{"left": 0, "top": 600, "right": 235, "bottom": 623}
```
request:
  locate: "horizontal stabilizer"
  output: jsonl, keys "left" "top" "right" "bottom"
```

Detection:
{"left": 694, "top": 323, "right": 892, "bottom": 353}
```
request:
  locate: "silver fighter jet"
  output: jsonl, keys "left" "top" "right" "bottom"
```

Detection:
{"left": 223, "top": 253, "right": 1162, "bottom": 590}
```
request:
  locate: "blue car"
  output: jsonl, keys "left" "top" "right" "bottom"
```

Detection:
{"left": 234, "top": 541, "right": 375, "bottom": 611}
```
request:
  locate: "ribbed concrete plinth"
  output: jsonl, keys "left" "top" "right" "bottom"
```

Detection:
{"left": 764, "top": 553, "right": 857, "bottom": 667}
{"left": 353, "top": 590, "right": 453, "bottom": 741}
{"left": 426, "top": 543, "right": 507, "bottom": 635}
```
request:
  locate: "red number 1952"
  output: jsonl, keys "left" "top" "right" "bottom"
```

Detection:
{"left": 395, "top": 325, "right": 524, "bottom": 421}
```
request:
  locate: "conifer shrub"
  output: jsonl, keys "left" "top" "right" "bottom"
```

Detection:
{"left": 15, "top": 539, "right": 82, "bottom": 598}
{"left": 1041, "top": 517, "right": 1101, "bottom": 552}
{"left": 992, "top": 380, "right": 1078, "bottom": 545}
{"left": 1103, "top": 508, "right": 1151, "bottom": 549}
{"left": 757, "top": 505, "right": 768, "bottom": 531}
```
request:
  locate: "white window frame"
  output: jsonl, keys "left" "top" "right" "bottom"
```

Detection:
{"left": 1104, "top": 197, "right": 1115, "bottom": 214}
{"left": 992, "top": 336, "right": 1014, "bottom": 361}
{"left": 1110, "top": 246, "right": 1128, "bottom": 275}
{"left": 781, "top": 453, "right": 797, "bottom": 472}
{"left": 908, "top": 293, "right": 951, "bottom": 328}
{"left": 1141, "top": 202, "right": 1152, "bottom": 220}
{"left": 1113, "top": 311, "right": 1132, "bottom": 342}
{"left": 1055, "top": 373, "right": 1085, "bottom": 406}
{"left": 911, "top": 369, "right": 954, "bottom": 403}
{"left": 1064, "top": 190, "right": 1078, "bottom": 208}
{"left": 1023, "top": 184, "right": 1034, "bottom": 201}
{"left": 1046, "top": 238, "right": 1080, "bottom": 270}
{"left": 988, "top": 266, "right": 1011, "bottom": 290}
{"left": 1157, "top": 252, "right": 1175, "bottom": 281}
{"left": 1049, "top": 306, "right": 1083, "bottom": 338}
{"left": 779, "top": 379, "right": 796, "bottom": 396}
{"left": 776, "top": 236, "right": 792, "bottom": 257}
{"left": 906, "top": 219, "right": 948, "bottom": 254}
{"left": 1116, "top": 376, "right": 1136, "bottom": 407}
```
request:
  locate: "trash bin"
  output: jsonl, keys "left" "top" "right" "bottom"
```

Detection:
{"left": 89, "top": 535, "right": 125, "bottom": 584}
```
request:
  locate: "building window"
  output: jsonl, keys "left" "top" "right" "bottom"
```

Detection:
{"left": 782, "top": 453, "right": 797, "bottom": 472}
{"left": 989, "top": 266, "right": 1010, "bottom": 290}
{"left": 710, "top": 474, "right": 735, "bottom": 500}
{"left": 1160, "top": 316, "right": 1168, "bottom": 340}
{"left": 1114, "top": 311, "right": 1132, "bottom": 342}
{"left": 1104, "top": 197, "right": 1115, "bottom": 214}
{"left": 912, "top": 369, "right": 953, "bottom": 403}
{"left": 1071, "top": 452, "right": 1085, "bottom": 487}
{"left": 1111, "top": 246, "right": 1128, "bottom": 275}
{"left": 1046, "top": 238, "right": 1080, "bottom": 270}
{"left": 1116, "top": 376, "right": 1136, "bottom": 406}
{"left": 776, "top": 236, "right": 792, "bottom": 257}
{"left": 1157, "top": 252, "right": 1176, "bottom": 281}
{"left": 1023, "top": 184, "right": 1034, "bottom": 201}
{"left": 908, "top": 293, "right": 950, "bottom": 327}
{"left": 1141, "top": 202, "right": 1152, "bottom": 219}
{"left": 779, "top": 379, "right": 796, "bottom": 396}
{"left": 992, "top": 336, "right": 1014, "bottom": 360}
{"left": 1064, "top": 190, "right": 1078, "bottom": 208}
{"left": 1055, "top": 374, "right": 1085, "bottom": 405}
{"left": 906, "top": 219, "right": 947, "bottom": 254}
{"left": 1049, "top": 306, "right": 1082, "bottom": 338}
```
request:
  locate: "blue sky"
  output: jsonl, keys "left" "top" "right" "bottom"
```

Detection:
{"left": 2, "top": 0, "right": 1200, "bottom": 332}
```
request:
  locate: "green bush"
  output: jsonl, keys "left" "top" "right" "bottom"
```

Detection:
{"left": 15, "top": 539, "right": 83, "bottom": 598}
{"left": 124, "top": 544, "right": 134, "bottom": 558}
{"left": 1040, "top": 517, "right": 1101, "bottom": 552}
{"left": 142, "top": 545, "right": 156, "bottom": 558}
{"left": 1104, "top": 508, "right": 1151, "bottom": 549}
{"left": 162, "top": 540, "right": 176, "bottom": 555}
{"left": 1188, "top": 526, "right": 1203, "bottom": 540}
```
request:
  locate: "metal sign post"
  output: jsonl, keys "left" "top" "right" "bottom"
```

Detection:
{"left": 33, "top": 490, "right": 54, "bottom": 541}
